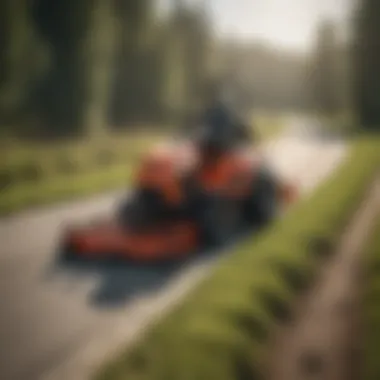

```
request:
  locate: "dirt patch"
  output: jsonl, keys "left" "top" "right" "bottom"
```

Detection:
{"left": 265, "top": 179, "right": 380, "bottom": 380}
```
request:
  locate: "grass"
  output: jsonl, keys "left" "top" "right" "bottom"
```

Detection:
{"left": 363, "top": 213, "right": 380, "bottom": 380}
{"left": 0, "top": 114, "right": 287, "bottom": 216}
{"left": 95, "top": 132, "right": 380, "bottom": 380}
{"left": 251, "top": 113, "right": 286, "bottom": 142}
{"left": 0, "top": 164, "right": 133, "bottom": 215}
{"left": 0, "top": 134, "right": 158, "bottom": 215}
{"left": 0, "top": 131, "right": 161, "bottom": 180}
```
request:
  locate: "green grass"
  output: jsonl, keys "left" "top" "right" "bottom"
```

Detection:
{"left": 0, "top": 115, "right": 286, "bottom": 216}
{"left": 363, "top": 213, "right": 380, "bottom": 380}
{"left": 0, "top": 131, "right": 161, "bottom": 180}
{"left": 0, "top": 164, "right": 134, "bottom": 215}
{"left": 251, "top": 113, "right": 286, "bottom": 142}
{"left": 0, "top": 133, "right": 159, "bottom": 215}
{"left": 95, "top": 132, "right": 380, "bottom": 380}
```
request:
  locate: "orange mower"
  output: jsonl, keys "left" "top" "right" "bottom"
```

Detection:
{"left": 60, "top": 134, "right": 297, "bottom": 264}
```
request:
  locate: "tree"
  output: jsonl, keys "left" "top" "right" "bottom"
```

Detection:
{"left": 81, "top": 0, "right": 116, "bottom": 137}
{"left": 210, "top": 40, "right": 309, "bottom": 111}
{"left": 108, "top": 0, "right": 156, "bottom": 126}
{"left": 352, "top": 0, "right": 380, "bottom": 128}
{"left": 311, "top": 20, "right": 341, "bottom": 117}
{"left": 0, "top": 0, "right": 211, "bottom": 138}
{"left": 159, "top": 1, "right": 211, "bottom": 124}
{"left": 0, "top": 0, "right": 38, "bottom": 124}
{"left": 31, "top": 0, "right": 108, "bottom": 137}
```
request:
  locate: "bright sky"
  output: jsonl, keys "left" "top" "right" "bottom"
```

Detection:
{"left": 157, "top": 0, "right": 353, "bottom": 52}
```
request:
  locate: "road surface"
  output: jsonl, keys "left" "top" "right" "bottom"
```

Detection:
{"left": 0, "top": 119, "right": 347, "bottom": 380}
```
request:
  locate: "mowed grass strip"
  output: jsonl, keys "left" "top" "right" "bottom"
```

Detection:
{"left": 0, "top": 164, "right": 134, "bottom": 215}
{"left": 0, "top": 132, "right": 160, "bottom": 185}
{"left": 363, "top": 212, "right": 380, "bottom": 380}
{"left": 95, "top": 132, "right": 380, "bottom": 380}
{"left": 251, "top": 113, "right": 286, "bottom": 142}
{"left": 0, "top": 133, "right": 160, "bottom": 215}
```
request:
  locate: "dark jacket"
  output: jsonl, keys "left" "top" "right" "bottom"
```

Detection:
{"left": 199, "top": 101, "right": 252, "bottom": 148}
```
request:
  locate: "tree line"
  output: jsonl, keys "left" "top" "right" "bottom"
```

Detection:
{"left": 0, "top": 0, "right": 210, "bottom": 138}
{"left": 0, "top": 0, "right": 378, "bottom": 139}
{"left": 353, "top": 0, "right": 380, "bottom": 128}
{"left": 311, "top": 0, "right": 380, "bottom": 128}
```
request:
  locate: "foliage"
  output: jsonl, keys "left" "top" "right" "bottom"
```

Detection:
{"left": 0, "top": 1, "right": 211, "bottom": 138}
{"left": 309, "top": 20, "right": 343, "bottom": 117}
{"left": 0, "top": 1, "right": 354, "bottom": 140}
{"left": 352, "top": 0, "right": 380, "bottom": 128}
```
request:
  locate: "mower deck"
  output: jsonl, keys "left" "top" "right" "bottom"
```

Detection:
{"left": 58, "top": 136, "right": 299, "bottom": 265}
{"left": 62, "top": 220, "right": 199, "bottom": 263}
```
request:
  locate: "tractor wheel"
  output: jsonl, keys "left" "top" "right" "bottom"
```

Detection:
{"left": 59, "top": 239, "right": 77, "bottom": 263}
{"left": 118, "top": 190, "right": 159, "bottom": 228}
{"left": 244, "top": 168, "right": 279, "bottom": 228}
{"left": 118, "top": 195, "right": 145, "bottom": 228}
{"left": 197, "top": 197, "right": 241, "bottom": 247}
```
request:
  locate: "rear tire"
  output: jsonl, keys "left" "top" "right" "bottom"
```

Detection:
{"left": 59, "top": 240, "right": 77, "bottom": 263}
{"left": 118, "top": 190, "right": 161, "bottom": 228}
{"left": 244, "top": 168, "right": 279, "bottom": 228}
{"left": 197, "top": 197, "right": 241, "bottom": 247}
{"left": 118, "top": 195, "right": 143, "bottom": 227}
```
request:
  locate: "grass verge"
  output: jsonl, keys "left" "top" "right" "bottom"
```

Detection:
{"left": 363, "top": 210, "right": 380, "bottom": 380}
{"left": 251, "top": 113, "right": 286, "bottom": 142}
{"left": 95, "top": 132, "right": 380, "bottom": 380}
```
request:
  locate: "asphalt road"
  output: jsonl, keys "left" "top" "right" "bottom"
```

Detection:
{"left": 0, "top": 120, "right": 348, "bottom": 380}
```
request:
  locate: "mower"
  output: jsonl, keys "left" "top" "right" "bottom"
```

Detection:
{"left": 60, "top": 132, "right": 297, "bottom": 264}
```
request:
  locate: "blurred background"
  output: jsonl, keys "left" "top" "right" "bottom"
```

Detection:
{"left": 1, "top": 2, "right": 380, "bottom": 380}
{"left": 0, "top": 0, "right": 375, "bottom": 137}
{"left": 0, "top": 0, "right": 378, "bottom": 211}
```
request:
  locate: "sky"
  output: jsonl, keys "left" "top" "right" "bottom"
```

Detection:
{"left": 157, "top": 0, "right": 353, "bottom": 52}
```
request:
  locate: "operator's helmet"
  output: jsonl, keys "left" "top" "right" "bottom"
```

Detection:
{"left": 199, "top": 101, "right": 235, "bottom": 152}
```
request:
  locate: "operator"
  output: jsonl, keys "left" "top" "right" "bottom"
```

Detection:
{"left": 196, "top": 88, "right": 254, "bottom": 150}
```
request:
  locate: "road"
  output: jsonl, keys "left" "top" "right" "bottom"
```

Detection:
{"left": 0, "top": 120, "right": 347, "bottom": 380}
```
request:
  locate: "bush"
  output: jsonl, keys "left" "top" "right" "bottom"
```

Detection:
{"left": 95, "top": 133, "right": 380, "bottom": 380}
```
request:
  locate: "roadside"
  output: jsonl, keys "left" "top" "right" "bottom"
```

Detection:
{"left": 266, "top": 178, "right": 380, "bottom": 380}
{"left": 362, "top": 196, "right": 380, "bottom": 380}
